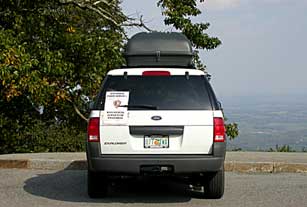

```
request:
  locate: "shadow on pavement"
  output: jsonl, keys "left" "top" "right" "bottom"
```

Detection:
{"left": 23, "top": 168, "right": 193, "bottom": 203}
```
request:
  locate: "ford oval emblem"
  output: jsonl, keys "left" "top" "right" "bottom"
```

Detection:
{"left": 151, "top": 116, "right": 162, "bottom": 121}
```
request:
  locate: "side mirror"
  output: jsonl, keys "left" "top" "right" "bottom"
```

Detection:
{"left": 218, "top": 101, "right": 223, "bottom": 111}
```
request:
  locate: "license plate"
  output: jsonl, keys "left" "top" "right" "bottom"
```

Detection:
{"left": 144, "top": 135, "right": 169, "bottom": 149}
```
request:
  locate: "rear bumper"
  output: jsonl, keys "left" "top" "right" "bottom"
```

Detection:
{"left": 87, "top": 155, "right": 225, "bottom": 175}
{"left": 87, "top": 142, "right": 226, "bottom": 175}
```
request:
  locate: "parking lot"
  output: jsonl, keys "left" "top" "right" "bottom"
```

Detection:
{"left": 1, "top": 169, "right": 307, "bottom": 207}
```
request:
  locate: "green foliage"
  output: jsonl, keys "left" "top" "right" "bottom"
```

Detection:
{"left": 0, "top": 0, "right": 126, "bottom": 124}
{"left": 193, "top": 50, "right": 207, "bottom": 71}
{"left": 0, "top": 114, "right": 85, "bottom": 154}
{"left": 157, "top": 0, "right": 221, "bottom": 50}
{"left": 0, "top": 0, "right": 126, "bottom": 153}
{"left": 225, "top": 122, "right": 239, "bottom": 140}
{"left": 268, "top": 145, "right": 296, "bottom": 153}
{"left": 231, "top": 147, "right": 242, "bottom": 152}
{"left": 157, "top": 0, "right": 221, "bottom": 69}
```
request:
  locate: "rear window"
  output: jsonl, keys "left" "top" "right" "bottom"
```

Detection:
{"left": 96, "top": 75, "right": 213, "bottom": 110}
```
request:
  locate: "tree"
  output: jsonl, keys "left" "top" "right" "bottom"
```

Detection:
{"left": 158, "top": 0, "right": 221, "bottom": 50}
{"left": 0, "top": 0, "right": 126, "bottom": 124}
{"left": 158, "top": 0, "right": 239, "bottom": 140}
{"left": 0, "top": 0, "right": 127, "bottom": 153}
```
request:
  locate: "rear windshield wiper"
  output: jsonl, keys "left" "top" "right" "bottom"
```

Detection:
{"left": 119, "top": 104, "right": 158, "bottom": 110}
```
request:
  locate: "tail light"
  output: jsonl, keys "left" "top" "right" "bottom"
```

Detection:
{"left": 214, "top": 117, "right": 226, "bottom": 142}
{"left": 142, "top": 71, "right": 171, "bottom": 76}
{"left": 87, "top": 117, "right": 100, "bottom": 142}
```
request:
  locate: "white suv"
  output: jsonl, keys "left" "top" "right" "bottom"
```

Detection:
{"left": 86, "top": 67, "right": 226, "bottom": 199}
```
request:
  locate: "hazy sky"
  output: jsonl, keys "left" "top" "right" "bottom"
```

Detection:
{"left": 122, "top": 0, "right": 307, "bottom": 98}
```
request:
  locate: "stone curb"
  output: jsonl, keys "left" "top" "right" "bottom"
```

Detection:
{"left": 225, "top": 162, "right": 307, "bottom": 173}
{"left": 0, "top": 159, "right": 87, "bottom": 170}
{"left": 1, "top": 159, "right": 307, "bottom": 173}
{"left": 0, "top": 159, "right": 29, "bottom": 169}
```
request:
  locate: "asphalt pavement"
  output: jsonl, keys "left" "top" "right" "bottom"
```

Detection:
{"left": 0, "top": 169, "right": 307, "bottom": 207}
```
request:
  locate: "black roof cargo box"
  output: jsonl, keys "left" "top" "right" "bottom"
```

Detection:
{"left": 124, "top": 32, "right": 194, "bottom": 68}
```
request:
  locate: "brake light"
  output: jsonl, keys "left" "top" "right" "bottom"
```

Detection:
{"left": 214, "top": 117, "right": 226, "bottom": 142}
{"left": 142, "top": 71, "right": 171, "bottom": 76}
{"left": 87, "top": 117, "right": 100, "bottom": 142}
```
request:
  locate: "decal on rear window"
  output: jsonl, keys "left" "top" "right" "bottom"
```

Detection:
{"left": 103, "top": 91, "right": 129, "bottom": 125}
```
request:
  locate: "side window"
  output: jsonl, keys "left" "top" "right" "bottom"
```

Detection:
{"left": 205, "top": 80, "right": 220, "bottom": 110}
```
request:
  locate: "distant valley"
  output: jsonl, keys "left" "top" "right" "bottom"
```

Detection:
{"left": 221, "top": 95, "right": 307, "bottom": 152}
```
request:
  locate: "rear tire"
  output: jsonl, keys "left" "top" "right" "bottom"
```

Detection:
{"left": 202, "top": 166, "right": 225, "bottom": 199}
{"left": 87, "top": 170, "right": 108, "bottom": 198}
